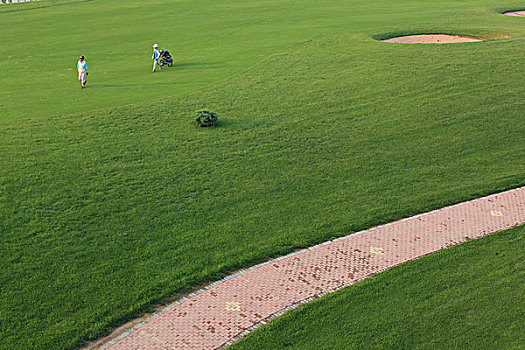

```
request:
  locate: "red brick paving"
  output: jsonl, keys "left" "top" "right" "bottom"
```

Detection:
{"left": 105, "top": 187, "right": 525, "bottom": 350}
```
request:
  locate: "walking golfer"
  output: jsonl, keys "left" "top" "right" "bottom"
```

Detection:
{"left": 152, "top": 44, "right": 162, "bottom": 72}
{"left": 77, "top": 56, "right": 88, "bottom": 88}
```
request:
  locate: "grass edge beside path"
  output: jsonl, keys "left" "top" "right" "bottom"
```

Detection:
{"left": 231, "top": 224, "right": 525, "bottom": 350}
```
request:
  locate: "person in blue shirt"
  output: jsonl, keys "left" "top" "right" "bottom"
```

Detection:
{"left": 77, "top": 56, "right": 88, "bottom": 88}
{"left": 152, "top": 44, "right": 162, "bottom": 73}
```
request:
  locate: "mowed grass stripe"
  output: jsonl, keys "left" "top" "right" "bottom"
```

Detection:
{"left": 231, "top": 225, "right": 525, "bottom": 349}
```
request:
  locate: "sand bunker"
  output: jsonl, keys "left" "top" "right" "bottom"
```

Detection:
{"left": 382, "top": 34, "right": 485, "bottom": 44}
{"left": 504, "top": 10, "right": 525, "bottom": 16}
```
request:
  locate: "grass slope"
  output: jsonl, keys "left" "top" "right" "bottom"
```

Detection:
{"left": 0, "top": 0, "right": 524, "bottom": 349}
{"left": 232, "top": 225, "right": 525, "bottom": 349}
{"left": 0, "top": 0, "right": 523, "bottom": 120}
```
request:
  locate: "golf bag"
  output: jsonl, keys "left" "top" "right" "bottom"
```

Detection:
{"left": 159, "top": 50, "right": 173, "bottom": 67}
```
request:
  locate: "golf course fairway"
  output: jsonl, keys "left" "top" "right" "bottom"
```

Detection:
{"left": 0, "top": 0, "right": 524, "bottom": 349}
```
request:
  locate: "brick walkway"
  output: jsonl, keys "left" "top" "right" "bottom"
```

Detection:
{"left": 104, "top": 187, "right": 525, "bottom": 350}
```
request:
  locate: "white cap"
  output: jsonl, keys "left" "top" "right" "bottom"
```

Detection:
{"left": 153, "top": 44, "right": 158, "bottom": 48}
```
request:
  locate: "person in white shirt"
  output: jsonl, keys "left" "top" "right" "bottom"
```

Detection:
{"left": 77, "top": 56, "right": 88, "bottom": 88}
{"left": 152, "top": 44, "right": 162, "bottom": 73}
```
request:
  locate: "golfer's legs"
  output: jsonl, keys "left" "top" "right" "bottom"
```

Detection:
{"left": 79, "top": 72, "right": 86, "bottom": 85}
{"left": 153, "top": 60, "right": 158, "bottom": 71}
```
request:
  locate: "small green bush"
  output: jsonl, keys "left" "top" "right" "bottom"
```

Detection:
{"left": 193, "top": 110, "right": 219, "bottom": 127}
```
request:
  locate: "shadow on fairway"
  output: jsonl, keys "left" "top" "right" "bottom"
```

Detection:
{"left": 172, "top": 62, "right": 226, "bottom": 70}
{"left": 0, "top": 0, "right": 94, "bottom": 14}
{"left": 215, "top": 119, "right": 272, "bottom": 130}
{"left": 95, "top": 81, "right": 184, "bottom": 88}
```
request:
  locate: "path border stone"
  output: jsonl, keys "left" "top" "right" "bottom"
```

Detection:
{"left": 91, "top": 186, "right": 524, "bottom": 350}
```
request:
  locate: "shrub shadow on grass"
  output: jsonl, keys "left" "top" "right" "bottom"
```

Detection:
{"left": 215, "top": 119, "right": 272, "bottom": 130}
{"left": 190, "top": 119, "right": 273, "bottom": 131}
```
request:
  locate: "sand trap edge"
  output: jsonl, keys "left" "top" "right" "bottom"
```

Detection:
{"left": 381, "top": 34, "right": 485, "bottom": 44}
{"left": 503, "top": 10, "right": 525, "bottom": 16}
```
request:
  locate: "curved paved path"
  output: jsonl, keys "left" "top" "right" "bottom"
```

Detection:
{"left": 101, "top": 187, "right": 525, "bottom": 350}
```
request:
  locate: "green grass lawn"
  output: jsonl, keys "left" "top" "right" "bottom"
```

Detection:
{"left": 1, "top": 0, "right": 524, "bottom": 349}
{"left": 231, "top": 225, "right": 525, "bottom": 350}
{"left": 0, "top": 0, "right": 523, "bottom": 120}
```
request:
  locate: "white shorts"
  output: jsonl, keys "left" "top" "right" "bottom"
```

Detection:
{"left": 78, "top": 72, "right": 86, "bottom": 83}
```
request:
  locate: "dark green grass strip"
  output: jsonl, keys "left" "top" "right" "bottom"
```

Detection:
{"left": 232, "top": 225, "right": 525, "bottom": 350}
